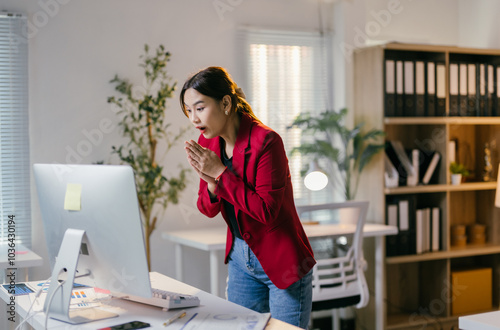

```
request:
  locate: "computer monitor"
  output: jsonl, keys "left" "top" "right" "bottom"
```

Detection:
{"left": 33, "top": 164, "right": 152, "bottom": 324}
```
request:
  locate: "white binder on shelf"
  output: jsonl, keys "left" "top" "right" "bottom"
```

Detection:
{"left": 422, "top": 152, "right": 440, "bottom": 185}
{"left": 390, "top": 140, "right": 417, "bottom": 186}
{"left": 384, "top": 153, "right": 399, "bottom": 188}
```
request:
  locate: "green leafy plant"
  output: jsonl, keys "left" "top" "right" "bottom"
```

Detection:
{"left": 449, "top": 161, "right": 470, "bottom": 176}
{"left": 289, "top": 108, "right": 385, "bottom": 200}
{"left": 107, "top": 44, "right": 190, "bottom": 270}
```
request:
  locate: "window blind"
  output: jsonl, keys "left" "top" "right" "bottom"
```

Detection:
{"left": 239, "top": 28, "right": 334, "bottom": 208}
{"left": 0, "top": 13, "right": 31, "bottom": 247}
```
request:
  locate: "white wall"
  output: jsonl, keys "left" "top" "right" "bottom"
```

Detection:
{"left": 332, "top": 0, "right": 460, "bottom": 119}
{"left": 458, "top": 0, "right": 500, "bottom": 48}
{"left": 2, "top": 0, "right": 329, "bottom": 297}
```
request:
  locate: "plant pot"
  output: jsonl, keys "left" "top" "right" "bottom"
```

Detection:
{"left": 451, "top": 174, "right": 462, "bottom": 185}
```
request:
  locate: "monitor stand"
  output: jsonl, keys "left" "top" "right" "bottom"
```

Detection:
{"left": 44, "top": 228, "right": 118, "bottom": 324}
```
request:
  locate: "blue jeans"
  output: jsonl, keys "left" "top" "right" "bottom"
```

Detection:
{"left": 227, "top": 237, "right": 313, "bottom": 329}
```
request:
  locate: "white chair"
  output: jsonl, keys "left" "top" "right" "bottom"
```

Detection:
{"left": 297, "top": 201, "right": 369, "bottom": 330}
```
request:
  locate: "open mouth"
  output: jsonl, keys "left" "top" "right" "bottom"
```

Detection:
{"left": 197, "top": 127, "right": 206, "bottom": 133}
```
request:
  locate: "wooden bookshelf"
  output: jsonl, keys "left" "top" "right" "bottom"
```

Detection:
{"left": 354, "top": 42, "right": 500, "bottom": 329}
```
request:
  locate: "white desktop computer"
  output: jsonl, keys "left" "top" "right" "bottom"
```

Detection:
{"left": 33, "top": 164, "right": 153, "bottom": 324}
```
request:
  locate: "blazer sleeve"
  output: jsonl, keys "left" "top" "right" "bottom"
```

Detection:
{"left": 214, "top": 131, "right": 288, "bottom": 225}
{"left": 197, "top": 178, "right": 222, "bottom": 218}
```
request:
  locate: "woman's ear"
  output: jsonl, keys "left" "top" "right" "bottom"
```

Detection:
{"left": 222, "top": 95, "right": 232, "bottom": 111}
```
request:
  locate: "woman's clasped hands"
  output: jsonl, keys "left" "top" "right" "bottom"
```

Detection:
{"left": 184, "top": 140, "right": 226, "bottom": 185}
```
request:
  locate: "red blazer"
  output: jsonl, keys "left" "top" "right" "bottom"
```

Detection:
{"left": 196, "top": 114, "right": 316, "bottom": 289}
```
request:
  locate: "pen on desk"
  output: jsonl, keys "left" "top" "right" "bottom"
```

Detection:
{"left": 179, "top": 313, "right": 198, "bottom": 330}
{"left": 163, "top": 309, "right": 187, "bottom": 327}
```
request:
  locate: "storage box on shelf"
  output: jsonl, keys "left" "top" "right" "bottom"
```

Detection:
{"left": 353, "top": 42, "right": 500, "bottom": 330}
{"left": 451, "top": 267, "right": 492, "bottom": 316}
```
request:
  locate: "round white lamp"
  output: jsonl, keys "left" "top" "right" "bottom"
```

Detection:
{"left": 304, "top": 161, "right": 328, "bottom": 191}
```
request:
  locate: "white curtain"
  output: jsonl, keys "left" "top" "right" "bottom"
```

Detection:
{"left": 239, "top": 28, "right": 334, "bottom": 208}
{"left": 0, "top": 13, "right": 31, "bottom": 247}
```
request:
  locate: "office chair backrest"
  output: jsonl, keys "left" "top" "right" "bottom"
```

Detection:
{"left": 296, "top": 200, "right": 369, "bottom": 310}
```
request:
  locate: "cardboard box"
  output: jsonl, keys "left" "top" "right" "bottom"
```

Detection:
{"left": 451, "top": 267, "right": 492, "bottom": 315}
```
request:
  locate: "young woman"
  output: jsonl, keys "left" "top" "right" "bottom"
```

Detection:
{"left": 180, "top": 66, "right": 315, "bottom": 329}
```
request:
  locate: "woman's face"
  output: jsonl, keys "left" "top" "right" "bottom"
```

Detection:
{"left": 183, "top": 88, "right": 229, "bottom": 139}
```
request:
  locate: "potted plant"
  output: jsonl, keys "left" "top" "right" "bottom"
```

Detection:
{"left": 289, "top": 108, "right": 385, "bottom": 200}
{"left": 107, "top": 44, "right": 190, "bottom": 270}
{"left": 449, "top": 161, "right": 469, "bottom": 185}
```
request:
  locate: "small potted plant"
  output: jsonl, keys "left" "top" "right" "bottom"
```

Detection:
{"left": 449, "top": 161, "right": 469, "bottom": 185}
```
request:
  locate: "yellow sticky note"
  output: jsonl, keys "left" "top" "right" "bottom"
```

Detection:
{"left": 64, "top": 183, "right": 82, "bottom": 211}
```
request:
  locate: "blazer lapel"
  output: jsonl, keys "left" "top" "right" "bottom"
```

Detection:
{"left": 232, "top": 114, "right": 252, "bottom": 177}
{"left": 232, "top": 114, "right": 253, "bottom": 219}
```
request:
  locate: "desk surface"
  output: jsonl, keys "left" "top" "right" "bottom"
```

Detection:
{"left": 459, "top": 310, "right": 500, "bottom": 330}
{"left": 162, "top": 223, "right": 398, "bottom": 251}
{"left": 163, "top": 222, "right": 397, "bottom": 330}
{"left": 0, "top": 272, "right": 299, "bottom": 330}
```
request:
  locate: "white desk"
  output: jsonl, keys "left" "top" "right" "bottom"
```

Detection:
{"left": 0, "top": 243, "right": 43, "bottom": 282}
{"left": 162, "top": 223, "right": 398, "bottom": 330}
{"left": 459, "top": 310, "right": 500, "bottom": 329}
{"left": 0, "top": 271, "right": 298, "bottom": 330}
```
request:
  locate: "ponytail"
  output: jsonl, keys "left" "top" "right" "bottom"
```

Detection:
{"left": 234, "top": 87, "right": 261, "bottom": 123}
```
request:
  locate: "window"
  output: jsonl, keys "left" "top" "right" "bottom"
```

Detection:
{"left": 0, "top": 13, "right": 31, "bottom": 247}
{"left": 240, "top": 28, "right": 334, "bottom": 207}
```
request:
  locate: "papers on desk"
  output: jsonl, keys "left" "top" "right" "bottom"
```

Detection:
{"left": 28, "top": 286, "right": 107, "bottom": 312}
{"left": 165, "top": 311, "right": 271, "bottom": 330}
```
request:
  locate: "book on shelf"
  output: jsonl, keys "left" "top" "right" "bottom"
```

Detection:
{"left": 390, "top": 140, "right": 418, "bottom": 186}
{"left": 385, "top": 59, "right": 396, "bottom": 117}
{"left": 459, "top": 63, "right": 468, "bottom": 116}
{"left": 385, "top": 199, "right": 441, "bottom": 257}
{"left": 396, "top": 60, "right": 404, "bottom": 116}
{"left": 427, "top": 61, "right": 436, "bottom": 116}
{"left": 416, "top": 209, "right": 424, "bottom": 254}
{"left": 488, "top": 64, "right": 495, "bottom": 116}
{"left": 385, "top": 203, "right": 399, "bottom": 257}
{"left": 383, "top": 54, "right": 500, "bottom": 118}
{"left": 421, "top": 151, "right": 440, "bottom": 185}
{"left": 431, "top": 207, "right": 441, "bottom": 252}
{"left": 449, "top": 63, "right": 459, "bottom": 116}
{"left": 448, "top": 140, "right": 456, "bottom": 164}
{"left": 436, "top": 63, "right": 446, "bottom": 116}
{"left": 495, "top": 66, "right": 500, "bottom": 115}
{"left": 479, "top": 64, "right": 486, "bottom": 116}
{"left": 467, "top": 63, "right": 477, "bottom": 116}
{"left": 404, "top": 61, "right": 415, "bottom": 116}
{"left": 415, "top": 61, "right": 425, "bottom": 116}
{"left": 385, "top": 142, "right": 440, "bottom": 187}
{"left": 385, "top": 141, "right": 408, "bottom": 186}
{"left": 424, "top": 207, "right": 431, "bottom": 252}
{"left": 447, "top": 60, "right": 500, "bottom": 117}
{"left": 397, "top": 198, "right": 413, "bottom": 256}
{"left": 411, "top": 149, "right": 419, "bottom": 184}
{"left": 384, "top": 153, "right": 399, "bottom": 188}
{"left": 416, "top": 207, "right": 441, "bottom": 254}
{"left": 386, "top": 195, "right": 417, "bottom": 257}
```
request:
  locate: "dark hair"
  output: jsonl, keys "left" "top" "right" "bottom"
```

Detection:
{"left": 179, "top": 66, "right": 260, "bottom": 122}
